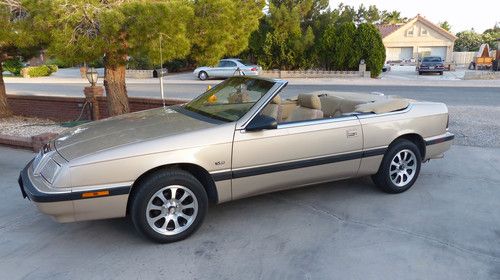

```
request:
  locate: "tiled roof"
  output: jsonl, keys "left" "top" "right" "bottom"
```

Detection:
{"left": 376, "top": 24, "right": 403, "bottom": 38}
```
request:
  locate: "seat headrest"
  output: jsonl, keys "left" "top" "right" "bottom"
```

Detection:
{"left": 270, "top": 95, "right": 281, "bottom": 104}
{"left": 297, "top": 94, "right": 321, "bottom": 110}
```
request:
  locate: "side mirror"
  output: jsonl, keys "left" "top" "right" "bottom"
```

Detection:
{"left": 246, "top": 114, "right": 278, "bottom": 132}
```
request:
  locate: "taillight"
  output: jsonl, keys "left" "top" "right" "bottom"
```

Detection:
{"left": 250, "top": 67, "right": 257, "bottom": 71}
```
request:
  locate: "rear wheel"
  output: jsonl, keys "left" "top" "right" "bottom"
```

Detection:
{"left": 131, "top": 169, "right": 208, "bottom": 243}
{"left": 418, "top": 71, "right": 423, "bottom": 75}
{"left": 439, "top": 71, "right": 444, "bottom": 75}
{"left": 372, "top": 139, "right": 422, "bottom": 193}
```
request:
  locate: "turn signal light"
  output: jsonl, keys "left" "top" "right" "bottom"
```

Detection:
{"left": 82, "top": 190, "right": 110, "bottom": 198}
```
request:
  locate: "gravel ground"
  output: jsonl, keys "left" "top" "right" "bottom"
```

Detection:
{"left": 448, "top": 105, "right": 500, "bottom": 148}
{"left": 0, "top": 116, "right": 66, "bottom": 137}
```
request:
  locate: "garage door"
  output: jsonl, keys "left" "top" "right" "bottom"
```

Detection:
{"left": 418, "top": 47, "right": 447, "bottom": 60}
{"left": 386, "top": 47, "right": 413, "bottom": 61}
{"left": 430, "top": 47, "right": 447, "bottom": 60}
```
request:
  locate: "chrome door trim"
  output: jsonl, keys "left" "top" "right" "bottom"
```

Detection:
{"left": 356, "top": 104, "right": 413, "bottom": 119}
{"left": 277, "top": 115, "right": 359, "bottom": 129}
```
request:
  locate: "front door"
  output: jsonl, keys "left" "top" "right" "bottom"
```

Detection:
{"left": 231, "top": 117, "right": 363, "bottom": 199}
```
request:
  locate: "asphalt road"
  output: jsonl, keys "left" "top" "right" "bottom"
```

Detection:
{"left": 1, "top": 145, "right": 499, "bottom": 280}
{"left": 6, "top": 82, "right": 500, "bottom": 106}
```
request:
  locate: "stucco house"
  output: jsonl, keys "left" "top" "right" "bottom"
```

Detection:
{"left": 377, "top": 15, "right": 457, "bottom": 63}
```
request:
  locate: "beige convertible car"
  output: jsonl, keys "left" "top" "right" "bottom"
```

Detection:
{"left": 19, "top": 77, "right": 453, "bottom": 243}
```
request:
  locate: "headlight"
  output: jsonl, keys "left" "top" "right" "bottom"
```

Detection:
{"left": 40, "top": 158, "right": 61, "bottom": 184}
{"left": 33, "top": 147, "right": 62, "bottom": 184}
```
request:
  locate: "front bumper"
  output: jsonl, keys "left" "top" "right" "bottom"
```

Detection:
{"left": 18, "top": 159, "right": 131, "bottom": 223}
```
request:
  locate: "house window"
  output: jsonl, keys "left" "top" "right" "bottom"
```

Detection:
{"left": 421, "top": 28, "right": 428, "bottom": 36}
{"left": 406, "top": 28, "right": 414, "bottom": 36}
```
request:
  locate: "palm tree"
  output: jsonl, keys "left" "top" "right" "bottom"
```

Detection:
{"left": 381, "top": 11, "right": 407, "bottom": 24}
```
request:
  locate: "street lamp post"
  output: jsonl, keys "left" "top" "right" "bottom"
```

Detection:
{"left": 83, "top": 67, "right": 104, "bottom": 120}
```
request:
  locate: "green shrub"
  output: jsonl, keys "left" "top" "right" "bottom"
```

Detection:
{"left": 46, "top": 64, "right": 59, "bottom": 73}
{"left": 45, "top": 58, "right": 73, "bottom": 68}
{"left": 354, "top": 23, "right": 386, "bottom": 77}
{"left": 21, "top": 65, "right": 51, "bottom": 77}
{"left": 20, "top": 64, "right": 59, "bottom": 77}
{"left": 3, "top": 59, "right": 23, "bottom": 76}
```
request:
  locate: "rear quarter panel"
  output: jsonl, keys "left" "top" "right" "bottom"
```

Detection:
{"left": 357, "top": 102, "right": 448, "bottom": 175}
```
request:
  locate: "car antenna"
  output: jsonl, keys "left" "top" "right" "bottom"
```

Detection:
{"left": 159, "top": 34, "right": 166, "bottom": 109}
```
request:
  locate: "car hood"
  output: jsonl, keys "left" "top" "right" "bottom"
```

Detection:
{"left": 54, "top": 106, "right": 217, "bottom": 161}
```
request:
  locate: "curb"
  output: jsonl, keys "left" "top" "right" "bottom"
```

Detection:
{"left": 0, "top": 133, "right": 58, "bottom": 152}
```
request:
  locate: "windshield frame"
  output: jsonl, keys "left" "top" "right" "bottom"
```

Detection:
{"left": 183, "top": 77, "right": 283, "bottom": 123}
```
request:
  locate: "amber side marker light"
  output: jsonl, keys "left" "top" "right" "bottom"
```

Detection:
{"left": 82, "top": 190, "right": 110, "bottom": 198}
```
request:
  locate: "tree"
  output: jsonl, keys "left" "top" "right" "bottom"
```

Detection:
{"left": 354, "top": 23, "right": 386, "bottom": 77}
{"left": 42, "top": 0, "right": 193, "bottom": 116}
{"left": 454, "top": 30, "right": 483, "bottom": 51}
{"left": 332, "top": 21, "right": 358, "bottom": 70}
{"left": 0, "top": 0, "right": 46, "bottom": 118}
{"left": 317, "top": 24, "right": 336, "bottom": 70}
{"left": 380, "top": 10, "right": 408, "bottom": 24}
{"left": 257, "top": 0, "right": 329, "bottom": 69}
{"left": 438, "top": 21, "right": 452, "bottom": 32}
{"left": 482, "top": 23, "right": 500, "bottom": 49}
{"left": 189, "top": 0, "right": 264, "bottom": 66}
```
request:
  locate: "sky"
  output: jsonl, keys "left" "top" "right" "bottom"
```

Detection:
{"left": 329, "top": 0, "right": 500, "bottom": 33}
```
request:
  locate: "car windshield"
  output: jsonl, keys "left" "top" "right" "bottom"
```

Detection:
{"left": 423, "top": 57, "right": 441, "bottom": 62}
{"left": 184, "top": 77, "right": 275, "bottom": 122}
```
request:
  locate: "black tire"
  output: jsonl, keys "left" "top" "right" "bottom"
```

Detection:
{"left": 418, "top": 71, "right": 422, "bottom": 75}
{"left": 439, "top": 71, "right": 443, "bottom": 75}
{"left": 198, "top": 71, "right": 208, "bottom": 81}
{"left": 130, "top": 169, "right": 208, "bottom": 243}
{"left": 372, "top": 139, "right": 422, "bottom": 194}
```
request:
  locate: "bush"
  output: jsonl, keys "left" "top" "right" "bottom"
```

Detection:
{"left": 3, "top": 59, "right": 24, "bottom": 76}
{"left": 45, "top": 58, "right": 73, "bottom": 68}
{"left": 21, "top": 65, "right": 57, "bottom": 77}
{"left": 354, "top": 23, "right": 386, "bottom": 78}
{"left": 46, "top": 64, "right": 58, "bottom": 73}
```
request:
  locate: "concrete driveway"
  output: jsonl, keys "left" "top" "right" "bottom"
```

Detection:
{"left": 0, "top": 145, "right": 499, "bottom": 280}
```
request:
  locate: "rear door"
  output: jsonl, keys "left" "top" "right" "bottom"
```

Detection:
{"left": 231, "top": 116, "right": 363, "bottom": 200}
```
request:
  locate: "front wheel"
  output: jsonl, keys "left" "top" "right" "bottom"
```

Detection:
{"left": 130, "top": 169, "right": 208, "bottom": 243}
{"left": 198, "top": 71, "right": 208, "bottom": 81}
{"left": 372, "top": 139, "right": 422, "bottom": 193}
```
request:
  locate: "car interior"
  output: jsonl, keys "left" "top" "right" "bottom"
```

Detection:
{"left": 261, "top": 91, "right": 411, "bottom": 123}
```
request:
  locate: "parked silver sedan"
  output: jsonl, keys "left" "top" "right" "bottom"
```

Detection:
{"left": 193, "top": 58, "right": 261, "bottom": 80}
{"left": 19, "top": 77, "right": 453, "bottom": 243}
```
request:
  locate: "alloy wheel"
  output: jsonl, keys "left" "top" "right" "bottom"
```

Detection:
{"left": 389, "top": 149, "right": 417, "bottom": 187}
{"left": 146, "top": 185, "right": 198, "bottom": 236}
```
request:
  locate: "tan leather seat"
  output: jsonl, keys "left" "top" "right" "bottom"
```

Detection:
{"left": 287, "top": 94, "right": 323, "bottom": 122}
{"left": 261, "top": 95, "right": 282, "bottom": 120}
{"left": 279, "top": 100, "right": 297, "bottom": 122}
